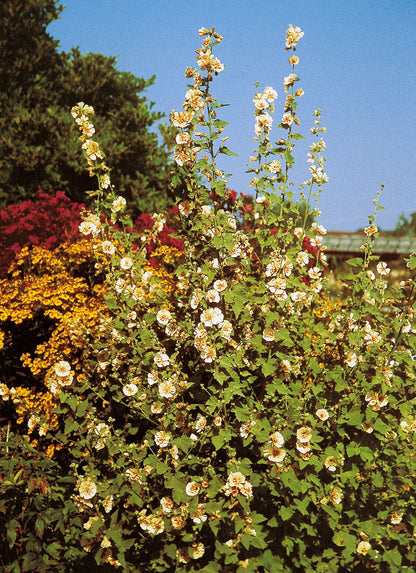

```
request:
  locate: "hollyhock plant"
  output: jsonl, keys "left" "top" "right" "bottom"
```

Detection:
{"left": 2, "top": 24, "right": 416, "bottom": 573}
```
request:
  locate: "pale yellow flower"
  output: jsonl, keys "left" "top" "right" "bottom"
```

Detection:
{"left": 376, "top": 261, "right": 390, "bottom": 276}
{"left": 206, "top": 289, "right": 220, "bottom": 303}
{"left": 227, "top": 471, "right": 246, "bottom": 488}
{"left": 161, "top": 496, "right": 174, "bottom": 513}
{"left": 345, "top": 352, "right": 357, "bottom": 368}
{"left": 171, "top": 515, "right": 187, "bottom": 530}
{"left": 324, "top": 456, "right": 338, "bottom": 472}
{"left": 123, "top": 383, "right": 138, "bottom": 397}
{"left": 158, "top": 379, "right": 177, "bottom": 399}
{"left": 329, "top": 486, "right": 343, "bottom": 505}
{"left": 357, "top": 540, "right": 371, "bottom": 555}
{"left": 154, "top": 352, "right": 170, "bottom": 368}
{"left": 195, "top": 416, "right": 207, "bottom": 433}
{"left": 125, "top": 468, "right": 143, "bottom": 483}
{"left": 390, "top": 511, "right": 403, "bottom": 524}
{"left": 54, "top": 360, "right": 71, "bottom": 377}
{"left": 264, "top": 445, "right": 286, "bottom": 463}
{"left": 120, "top": 256, "right": 133, "bottom": 270}
{"left": 297, "top": 426, "right": 312, "bottom": 443}
{"left": 101, "top": 536, "right": 111, "bottom": 548}
{"left": 263, "top": 86, "right": 278, "bottom": 102}
{"left": 101, "top": 240, "right": 116, "bottom": 255}
{"left": 111, "top": 196, "right": 126, "bottom": 212}
{"left": 200, "top": 307, "right": 224, "bottom": 327}
{"left": 270, "top": 431, "right": 285, "bottom": 447}
{"left": 283, "top": 73, "right": 297, "bottom": 89}
{"left": 200, "top": 345, "right": 217, "bottom": 363}
{"left": 78, "top": 478, "right": 97, "bottom": 500}
{"left": 262, "top": 327, "right": 275, "bottom": 342}
{"left": 219, "top": 320, "right": 233, "bottom": 340}
{"left": 239, "top": 481, "right": 253, "bottom": 498}
{"left": 156, "top": 309, "right": 172, "bottom": 325}
{"left": 213, "top": 279, "right": 227, "bottom": 292}
{"left": 185, "top": 481, "right": 200, "bottom": 496}
{"left": 147, "top": 371, "right": 159, "bottom": 385}
{"left": 240, "top": 421, "right": 256, "bottom": 438}
{"left": 154, "top": 431, "right": 170, "bottom": 448}
{"left": 191, "top": 542, "right": 205, "bottom": 559}
{"left": 281, "top": 112, "right": 294, "bottom": 126}
{"left": 316, "top": 409, "right": 329, "bottom": 421}
{"left": 285, "top": 25, "right": 304, "bottom": 49}
{"left": 102, "top": 495, "right": 114, "bottom": 513}
{"left": 268, "top": 160, "right": 281, "bottom": 173}
{"left": 170, "top": 110, "right": 194, "bottom": 128}
{"left": 253, "top": 94, "right": 269, "bottom": 111}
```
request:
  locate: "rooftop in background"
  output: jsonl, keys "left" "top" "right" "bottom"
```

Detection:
{"left": 323, "top": 232, "right": 416, "bottom": 256}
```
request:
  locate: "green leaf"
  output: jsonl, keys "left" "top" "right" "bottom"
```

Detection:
{"left": 64, "top": 419, "right": 79, "bottom": 434}
{"left": 240, "top": 533, "right": 253, "bottom": 550}
{"left": 35, "top": 516, "right": 44, "bottom": 538}
{"left": 373, "top": 417, "right": 387, "bottom": 435}
{"left": 165, "top": 475, "right": 188, "bottom": 504}
{"left": 212, "top": 430, "right": 231, "bottom": 450}
{"left": 346, "top": 257, "right": 363, "bottom": 267}
{"left": 46, "top": 542, "right": 62, "bottom": 559}
{"left": 284, "top": 148, "right": 294, "bottom": 165}
{"left": 218, "top": 145, "right": 238, "bottom": 157}
{"left": 76, "top": 399, "right": 89, "bottom": 418}
{"left": 406, "top": 255, "right": 416, "bottom": 270}
{"left": 279, "top": 505, "right": 294, "bottom": 521}
{"left": 345, "top": 408, "right": 364, "bottom": 427}
{"left": 275, "top": 328, "right": 293, "bottom": 347}
{"left": 6, "top": 521, "right": 18, "bottom": 548}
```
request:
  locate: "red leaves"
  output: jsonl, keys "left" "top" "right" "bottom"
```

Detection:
{"left": 0, "top": 190, "right": 85, "bottom": 277}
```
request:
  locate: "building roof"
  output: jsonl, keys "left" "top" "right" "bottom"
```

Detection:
{"left": 322, "top": 233, "right": 416, "bottom": 255}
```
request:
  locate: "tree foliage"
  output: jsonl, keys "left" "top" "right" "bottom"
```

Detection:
{"left": 0, "top": 0, "right": 174, "bottom": 213}
{"left": 392, "top": 211, "right": 416, "bottom": 237}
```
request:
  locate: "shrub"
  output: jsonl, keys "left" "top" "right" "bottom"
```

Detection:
{"left": 0, "top": 190, "right": 85, "bottom": 277}
{"left": 2, "top": 25, "right": 416, "bottom": 572}
{"left": 0, "top": 238, "right": 109, "bottom": 456}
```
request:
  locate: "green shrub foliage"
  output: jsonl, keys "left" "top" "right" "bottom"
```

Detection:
{"left": 0, "top": 0, "right": 173, "bottom": 214}
{"left": 2, "top": 25, "right": 416, "bottom": 572}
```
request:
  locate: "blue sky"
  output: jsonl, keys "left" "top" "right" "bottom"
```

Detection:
{"left": 49, "top": 0, "right": 416, "bottom": 231}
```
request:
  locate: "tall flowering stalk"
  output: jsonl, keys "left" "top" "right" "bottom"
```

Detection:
{"left": 71, "top": 102, "right": 127, "bottom": 227}
{"left": 171, "top": 28, "right": 236, "bottom": 208}
{"left": 278, "top": 25, "right": 306, "bottom": 207}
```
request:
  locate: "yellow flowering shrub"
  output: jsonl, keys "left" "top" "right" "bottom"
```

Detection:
{"left": 0, "top": 238, "right": 110, "bottom": 452}
{"left": 0, "top": 227, "right": 182, "bottom": 461}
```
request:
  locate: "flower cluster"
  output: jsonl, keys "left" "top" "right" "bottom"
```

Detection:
{"left": 71, "top": 103, "right": 105, "bottom": 177}
{"left": 285, "top": 24, "right": 305, "bottom": 50}
{"left": 222, "top": 471, "right": 253, "bottom": 498}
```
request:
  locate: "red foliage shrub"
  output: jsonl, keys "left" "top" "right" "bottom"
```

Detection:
{"left": 0, "top": 190, "right": 85, "bottom": 276}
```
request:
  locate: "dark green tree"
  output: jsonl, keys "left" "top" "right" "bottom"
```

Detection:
{"left": 0, "top": 0, "right": 174, "bottom": 213}
{"left": 391, "top": 212, "right": 416, "bottom": 237}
